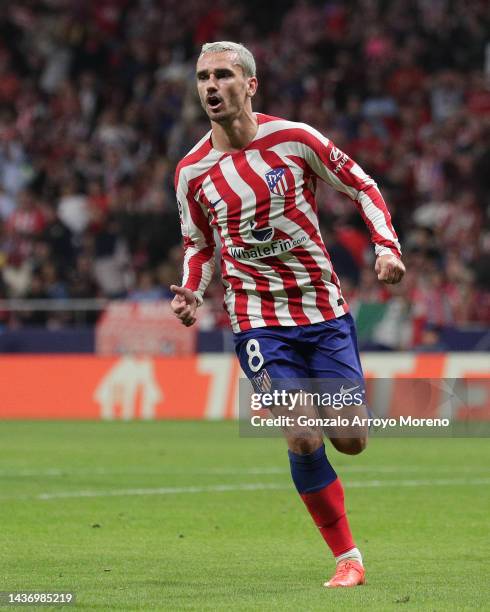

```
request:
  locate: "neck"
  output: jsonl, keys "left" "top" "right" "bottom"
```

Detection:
{"left": 211, "top": 107, "right": 258, "bottom": 153}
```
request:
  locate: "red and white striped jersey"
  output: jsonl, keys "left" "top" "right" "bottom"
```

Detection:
{"left": 175, "top": 113, "right": 401, "bottom": 333}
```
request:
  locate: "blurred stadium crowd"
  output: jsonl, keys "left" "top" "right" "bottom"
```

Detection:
{"left": 0, "top": 0, "right": 488, "bottom": 347}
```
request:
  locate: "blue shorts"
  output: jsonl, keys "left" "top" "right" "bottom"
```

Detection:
{"left": 234, "top": 314, "right": 365, "bottom": 394}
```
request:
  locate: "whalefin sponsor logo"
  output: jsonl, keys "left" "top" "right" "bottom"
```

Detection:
{"left": 229, "top": 233, "right": 308, "bottom": 260}
{"left": 250, "top": 221, "right": 274, "bottom": 242}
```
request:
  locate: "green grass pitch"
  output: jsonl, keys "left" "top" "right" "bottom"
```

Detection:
{"left": 0, "top": 421, "right": 489, "bottom": 610}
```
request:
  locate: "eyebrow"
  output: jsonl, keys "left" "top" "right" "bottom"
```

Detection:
{"left": 196, "top": 67, "right": 235, "bottom": 78}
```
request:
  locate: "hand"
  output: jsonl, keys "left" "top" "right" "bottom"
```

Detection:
{"left": 375, "top": 254, "right": 405, "bottom": 284}
{"left": 170, "top": 285, "right": 198, "bottom": 327}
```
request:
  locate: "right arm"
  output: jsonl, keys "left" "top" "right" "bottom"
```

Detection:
{"left": 171, "top": 167, "right": 215, "bottom": 325}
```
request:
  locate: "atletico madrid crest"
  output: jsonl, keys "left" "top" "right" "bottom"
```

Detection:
{"left": 265, "top": 168, "right": 287, "bottom": 196}
{"left": 252, "top": 368, "right": 272, "bottom": 393}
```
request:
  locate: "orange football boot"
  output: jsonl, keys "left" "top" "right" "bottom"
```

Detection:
{"left": 324, "top": 559, "right": 366, "bottom": 588}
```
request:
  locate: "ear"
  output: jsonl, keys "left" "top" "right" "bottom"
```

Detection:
{"left": 247, "top": 76, "right": 258, "bottom": 98}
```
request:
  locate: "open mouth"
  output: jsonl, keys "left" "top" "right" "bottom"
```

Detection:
{"left": 207, "top": 95, "right": 223, "bottom": 111}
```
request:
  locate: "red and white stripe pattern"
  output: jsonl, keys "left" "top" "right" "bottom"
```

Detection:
{"left": 175, "top": 114, "right": 401, "bottom": 333}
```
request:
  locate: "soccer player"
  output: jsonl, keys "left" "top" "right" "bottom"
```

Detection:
{"left": 171, "top": 41, "right": 405, "bottom": 588}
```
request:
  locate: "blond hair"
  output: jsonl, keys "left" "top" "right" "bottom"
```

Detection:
{"left": 199, "top": 41, "right": 256, "bottom": 77}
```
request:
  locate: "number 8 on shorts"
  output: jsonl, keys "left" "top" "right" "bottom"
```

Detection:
{"left": 245, "top": 339, "right": 264, "bottom": 373}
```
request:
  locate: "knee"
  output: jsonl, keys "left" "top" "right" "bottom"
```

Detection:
{"left": 288, "top": 435, "right": 323, "bottom": 455}
{"left": 348, "top": 436, "right": 368, "bottom": 455}
{"left": 331, "top": 436, "right": 368, "bottom": 455}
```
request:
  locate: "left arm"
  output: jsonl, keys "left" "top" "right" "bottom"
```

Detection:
{"left": 299, "top": 125, "right": 405, "bottom": 284}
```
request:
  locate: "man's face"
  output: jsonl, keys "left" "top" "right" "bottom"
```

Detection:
{"left": 196, "top": 51, "right": 257, "bottom": 123}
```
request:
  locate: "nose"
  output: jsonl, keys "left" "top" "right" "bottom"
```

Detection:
{"left": 206, "top": 74, "right": 218, "bottom": 92}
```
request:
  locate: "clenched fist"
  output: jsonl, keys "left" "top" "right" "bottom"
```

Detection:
{"left": 375, "top": 254, "right": 405, "bottom": 284}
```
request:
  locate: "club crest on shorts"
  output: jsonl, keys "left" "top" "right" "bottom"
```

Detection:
{"left": 252, "top": 368, "right": 272, "bottom": 393}
{"left": 265, "top": 168, "right": 287, "bottom": 196}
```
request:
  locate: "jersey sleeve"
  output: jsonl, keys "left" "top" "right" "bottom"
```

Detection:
{"left": 175, "top": 167, "right": 215, "bottom": 305}
{"left": 298, "top": 124, "right": 401, "bottom": 258}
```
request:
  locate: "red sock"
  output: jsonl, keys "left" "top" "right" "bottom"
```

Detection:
{"left": 300, "top": 477, "right": 355, "bottom": 557}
